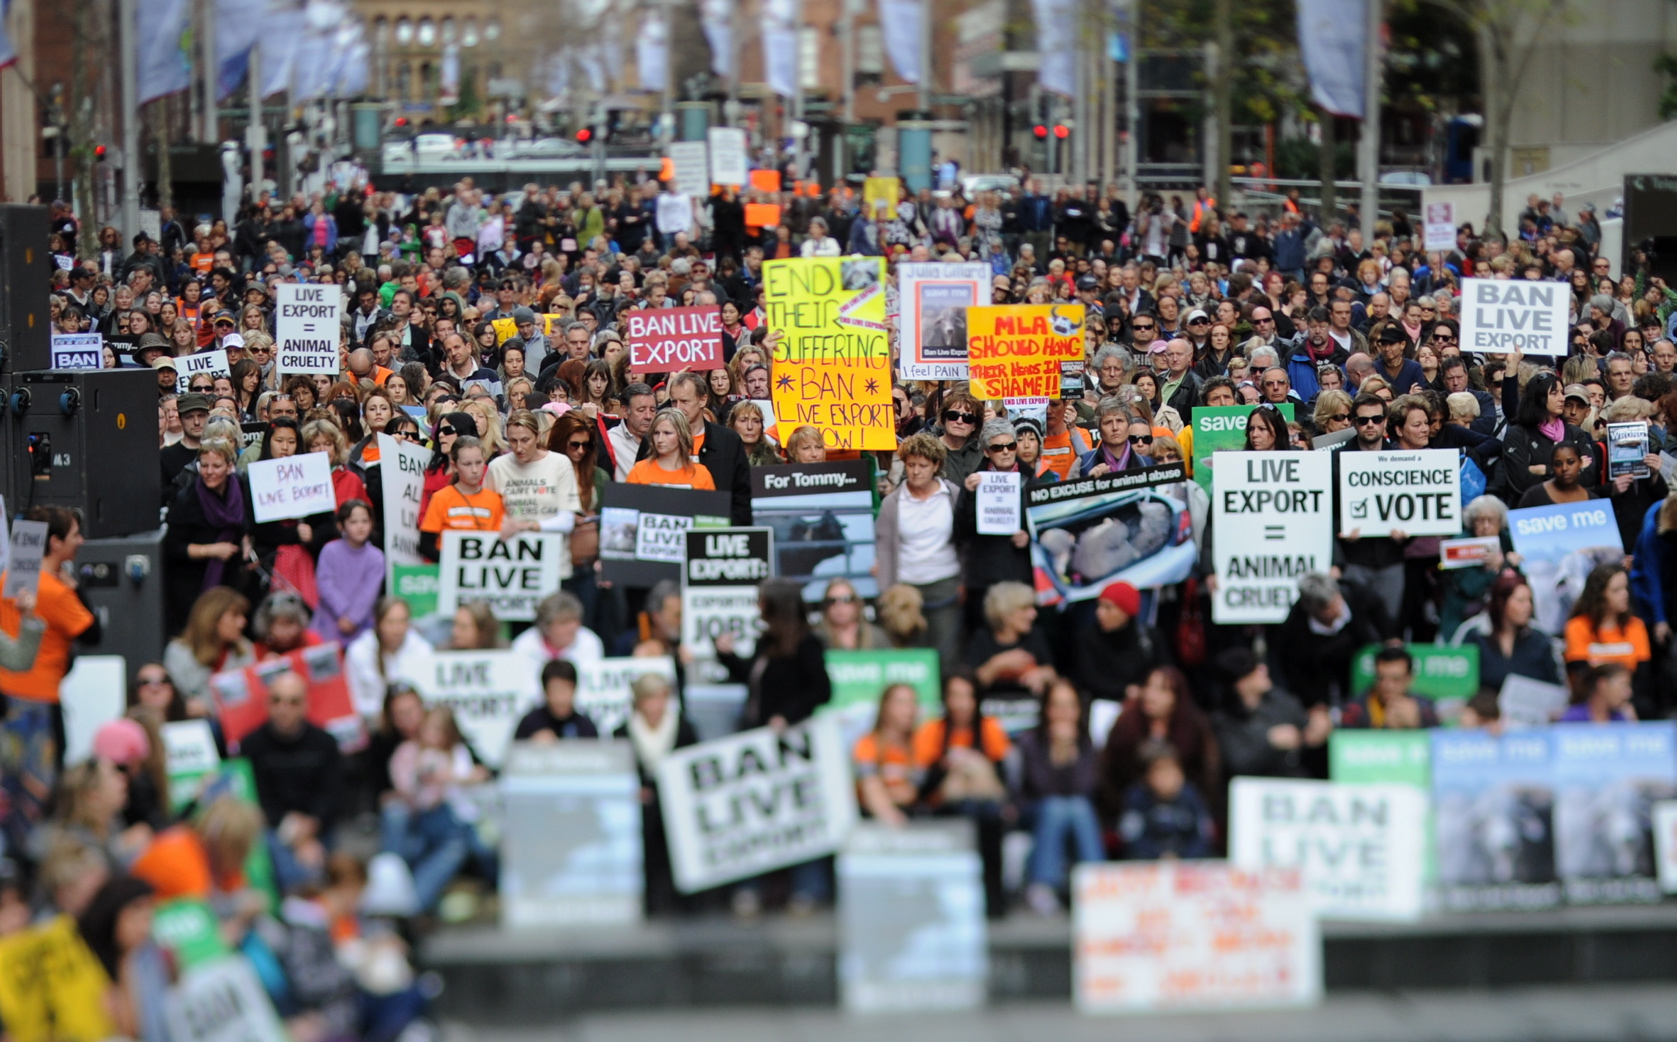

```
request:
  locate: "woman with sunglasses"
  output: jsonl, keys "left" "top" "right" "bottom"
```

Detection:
{"left": 935, "top": 390, "right": 984, "bottom": 485}
{"left": 954, "top": 419, "right": 1036, "bottom": 635}
{"left": 420, "top": 411, "right": 477, "bottom": 521}
{"left": 814, "top": 578, "right": 889, "bottom": 651}
{"left": 543, "top": 413, "right": 612, "bottom": 632}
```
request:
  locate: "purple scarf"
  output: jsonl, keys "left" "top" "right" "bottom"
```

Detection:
{"left": 1538, "top": 416, "right": 1566, "bottom": 444}
{"left": 1100, "top": 442, "right": 1133, "bottom": 473}
{"left": 197, "top": 472, "right": 246, "bottom": 590}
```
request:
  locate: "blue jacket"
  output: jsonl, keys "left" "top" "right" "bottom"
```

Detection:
{"left": 1273, "top": 221, "right": 1314, "bottom": 273}
{"left": 1630, "top": 501, "right": 1672, "bottom": 625}
{"left": 1018, "top": 194, "right": 1052, "bottom": 232}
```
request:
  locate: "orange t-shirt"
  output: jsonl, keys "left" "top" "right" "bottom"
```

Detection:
{"left": 911, "top": 717, "right": 1012, "bottom": 769}
{"left": 420, "top": 485, "right": 506, "bottom": 533}
{"left": 852, "top": 732, "right": 921, "bottom": 807}
{"left": 131, "top": 826, "right": 245, "bottom": 900}
{"left": 626, "top": 458, "right": 716, "bottom": 490}
{"left": 0, "top": 570, "right": 94, "bottom": 702}
{"left": 1563, "top": 614, "right": 1651, "bottom": 671}
{"left": 691, "top": 430, "right": 706, "bottom": 463}
{"left": 1038, "top": 428, "right": 1091, "bottom": 481}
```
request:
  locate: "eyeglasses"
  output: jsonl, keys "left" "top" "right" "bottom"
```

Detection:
{"left": 1354, "top": 414, "right": 1386, "bottom": 426}
{"left": 437, "top": 426, "right": 457, "bottom": 437}
{"left": 1128, "top": 434, "right": 1154, "bottom": 445}
{"left": 566, "top": 439, "right": 591, "bottom": 451}
{"left": 826, "top": 593, "right": 859, "bottom": 606}
{"left": 942, "top": 410, "right": 977, "bottom": 424}
{"left": 988, "top": 441, "right": 1017, "bottom": 452}
{"left": 269, "top": 695, "right": 305, "bottom": 706}
{"left": 1253, "top": 317, "right": 1274, "bottom": 325}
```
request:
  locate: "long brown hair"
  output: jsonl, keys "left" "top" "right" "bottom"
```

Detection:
{"left": 757, "top": 578, "right": 810, "bottom": 658}
{"left": 182, "top": 587, "right": 252, "bottom": 665}
{"left": 547, "top": 413, "right": 601, "bottom": 511}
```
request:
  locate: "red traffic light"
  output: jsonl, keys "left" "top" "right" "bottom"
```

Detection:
{"left": 94, "top": 144, "right": 107, "bottom": 159}
{"left": 1053, "top": 124, "right": 1069, "bottom": 139}
{"left": 394, "top": 117, "right": 408, "bottom": 127}
{"left": 1033, "top": 124, "right": 1047, "bottom": 139}
{"left": 576, "top": 127, "right": 593, "bottom": 143}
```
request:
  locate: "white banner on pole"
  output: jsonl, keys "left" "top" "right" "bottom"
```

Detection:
{"left": 1458, "top": 277, "right": 1568, "bottom": 358}
{"left": 1294, "top": 0, "right": 1365, "bottom": 118}
{"left": 1211, "top": 451, "right": 1334, "bottom": 624}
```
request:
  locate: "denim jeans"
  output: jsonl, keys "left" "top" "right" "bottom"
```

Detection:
{"left": 390, "top": 805, "right": 489, "bottom": 913}
{"left": 266, "top": 829, "right": 327, "bottom": 894}
{"left": 1025, "top": 795, "right": 1106, "bottom": 889}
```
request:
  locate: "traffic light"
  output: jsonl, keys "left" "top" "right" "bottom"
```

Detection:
{"left": 575, "top": 126, "right": 593, "bottom": 144}
{"left": 1033, "top": 124, "right": 1048, "bottom": 139}
{"left": 394, "top": 116, "right": 408, "bottom": 127}
{"left": 1053, "top": 124, "right": 1069, "bottom": 139}
{"left": 94, "top": 144, "right": 107, "bottom": 161}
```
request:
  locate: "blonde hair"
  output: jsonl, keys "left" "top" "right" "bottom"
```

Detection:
{"left": 652, "top": 408, "right": 695, "bottom": 463}
{"left": 784, "top": 425, "right": 825, "bottom": 460}
{"left": 300, "top": 418, "right": 347, "bottom": 464}
{"left": 983, "top": 581, "right": 1037, "bottom": 631}
{"left": 196, "top": 796, "right": 264, "bottom": 872}
{"left": 463, "top": 399, "right": 505, "bottom": 455}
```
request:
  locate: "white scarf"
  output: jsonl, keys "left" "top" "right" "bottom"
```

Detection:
{"left": 628, "top": 707, "right": 680, "bottom": 772}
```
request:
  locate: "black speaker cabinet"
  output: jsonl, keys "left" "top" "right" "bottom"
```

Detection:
{"left": 0, "top": 205, "right": 51, "bottom": 374}
{"left": 74, "top": 528, "right": 167, "bottom": 683}
{"left": 8, "top": 368, "right": 160, "bottom": 538}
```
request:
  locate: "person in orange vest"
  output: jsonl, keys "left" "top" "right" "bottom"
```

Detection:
{"left": 1190, "top": 186, "right": 1218, "bottom": 235}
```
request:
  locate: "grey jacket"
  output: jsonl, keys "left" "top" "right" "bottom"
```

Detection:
{"left": 874, "top": 477, "right": 961, "bottom": 590}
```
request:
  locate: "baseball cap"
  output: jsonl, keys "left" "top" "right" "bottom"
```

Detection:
{"left": 176, "top": 393, "right": 211, "bottom": 414}
{"left": 1147, "top": 339, "right": 1170, "bottom": 355}
{"left": 150, "top": 356, "right": 178, "bottom": 371}
{"left": 212, "top": 311, "right": 237, "bottom": 326}
{"left": 1562, "top": 383, "right": 1590, "bottom": 404}
{"left": 70, "top": 266, "right": 93, "bottom": 281}
{"left": 222, "top": 333, "right": 245, "bottom": 350}
{"left": 1076, "top": 275, "right": 1099, "bottom": 291}
{"left": 1186, "top": 309, "right": 1211, "bottom": 324}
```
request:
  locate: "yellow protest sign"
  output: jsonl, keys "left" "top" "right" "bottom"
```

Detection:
{"left": 541, "top": 314, "right": 568, "bottom": 337}
{"left": 491, "top": 317, "right": 518, "bottom": 344}
{"left": 0, "top": 916, "right": 117, "bottom": 1042}
{"left": 965, "top": 304, "right": 1086, "bottom": 401}
{"left": 863, "top": 177, "right": 899, "bottom": 216}
{"left": 763, "top": 257, "right": 895, "bottom": 451}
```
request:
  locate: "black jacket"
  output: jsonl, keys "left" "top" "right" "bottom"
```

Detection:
{"left": 721, "top": 632, "right": 833, "bottom": 728}
{"left": 953, "top": 465, "right": 1034, "bottom": 588}
{"left": 240, "top": 722, "right": 343, "bottom": 830}
{"left": 1501, "top": 420, "right": 1599, "bottom": 504}
{"left": 1074, "top": 619, "right": 1171, "bottom": 704}
{"left": 636, "top": 419, "right": 754, "bottom": 525}
{"left": 1212, "top": 686, "right": 1313, "bottom": 779}
{"left": 162, "top": 476, "right": 252, "bottom": 631}
{"left": 1270, "top": 583, "right": 1391, "bottom": 708}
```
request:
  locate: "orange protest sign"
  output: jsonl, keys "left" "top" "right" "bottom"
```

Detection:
{"left": 764, "top": 257, "right": 895, "bottom": 451}
{"left": 750, "top": 169, "right": 782, "bottom": 193}
{"left": 745, "top": 203, "right": 782, "bottom": 227}
{"left": 965, "top": 304, "right": 1086, "bottom": 400}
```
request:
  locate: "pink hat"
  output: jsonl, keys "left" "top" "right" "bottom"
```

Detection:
{"left": 1147, "top": 339, "right": 1170, "bottom": 355}
{"left": 93, "top": 718, "right": 150, "bottom": 765}
{"left": 540, "top": 402, "right": 573, "bottom": 417}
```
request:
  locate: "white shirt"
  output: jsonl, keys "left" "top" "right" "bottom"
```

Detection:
{"left": 345, "top": 628, "right": 434, "bottom": 718}
{"left": 800, "top": 236, "right": 841, "bottom": 258}
{"left": 895, "top": 484, "right": 961, "bottom": 585}
{"left": 609, "top": 423, "right": 644, "bottom": 482}
{"left": 510, "top": 624, "right": 606, "bottom": 681}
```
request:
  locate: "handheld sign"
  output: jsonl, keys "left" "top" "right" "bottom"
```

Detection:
{"left": 974, "top": 471, "right": 1022, "bottom": 535}
{"left": 1459, "top": 277, "right": 1567, "bottom": 357}
{"left": 275, "top": 283, "right": 342, "bottom": 374}
{"left": 964, "top": 304, "right": 1085, "bottom": 402}
{"left": 1423, "top": 199, "right": 1456, "bottom": 252}
{"left": 655, "top": 192, "right": 693, "bottom": 236}
{"left": 246, "top": 451, "right": 336, "bottom": 523}
{"left": 1439, "top": 535, "right": 1500, "bottom": 569}
{"left": 625, "top": 305, "right": 724, "bottom": 370}
{"left": 707, "top": 126, "right": 748, "bottom": 186}
{"left": 682, "top": 527, "right": 774, "bottom": 657}
{"left": 2, "top": 520, "right": 48, "bottom": 600}
{"left": 436, "top": 531, "right": 565, "bottom": 621}
{"left": 668, "top": 140, "right": 710, "bottom": 197}
{"left": 897, "top": 263, "right": 990, "bottom": 380}
{"left": 1211, "top": 451, "right": 1333, "bottom": 624}
{"left": 1607, "top": 421, "right": 1651, "bottom": 479}
{"left": 414, "top": 649, "right": 542, "bottom": 769}
{"left": 49, "top": 332, "right": 103, "bottom": 370}
{"left": 764, "top": 257, "right": 895, "bottom": 451}
{"left": 378, "top": 432, "right": 431, "bottom": 578}
{"left": 1191, "top": 404, "right": 1293, "bottom": 495}
{"left": 175, "top": 349, "right": 230, "bottom": 393}
{"left": 1336, "top": 449, "right": 1461, "bottom": 537}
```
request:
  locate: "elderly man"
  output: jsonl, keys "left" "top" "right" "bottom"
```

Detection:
{"left": 1160, "top": 339, "right": 1201, "bottom": 419}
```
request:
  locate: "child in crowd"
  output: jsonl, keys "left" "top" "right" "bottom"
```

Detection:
{"left": 514, "top": 660, "right": 599, "bottom": 741}
{"left": 1118, "top": 741, "right": 1214, "bottom": 860}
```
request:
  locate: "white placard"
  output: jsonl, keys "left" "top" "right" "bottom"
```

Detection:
{"left": 974, "top": 471, "right": 1022, "bottom": 535}
{"left": 436, "top": 531, "right": 565, "bottom": 622}
{"left": 247, "top": 451, "right": 336, "bottom": 523}
{"left": 378, "top": 433, "right": 431, "bottom": 573}
{"left": 634, "top": 511, "right": 690, "bottom": 562}
{"left": 161, "top": 720, "right": 220, "bottom": 775}
{"left": 897, "top": 262, "right": 991, "bottom": 380}
{"left": 175, "top": 349, "right": 231, "bottom": 393}
{"left": 1497, "top": 674, "right": 1570, "bottom": 730}
{"left": 1336, "top": 449, "right": 1462, "bottom": 538}
{"left": 413, "top": 649, "right": 543, "bottom": 769}
{"left": 165, "top": 957, "right": 288, "bottom": 1042}
{"left": 1458, "top": 277, "right": 1568, "bottom": 358}
{"left": 1423, "top": 200, "right": 1455, "bottom": 252}
{"left": 1228, "top": 777, "right": 1426, "bottom": 922}
{"left": 1211, "top": 451, "right": 1334, "bottom": 624}
{"left": 275, "top": 282, "right": 342, "bottom": 374}
{"left": 656, "top": 192, "right": 693, "bottom": 235}
{"left": 2, "top": 520, "right": 48, "bottom": 600}
{"left": 59, "top": 655, "right": 128, "bottom": 767}
{"left": 681, "top": 527, "right": 772, "bottom": 658}
{"left": 707, "top": 126, "right": 749, "bottom": 187}
{"left": 50, "top": 332, "right": 104, "bottom": 370}
{"left": 669, "top": 140, "right": 710, "bottom": 197}
{"left": 575, "top": 656, "right": 677, "bottom": 736}
{"left": 1439, "top": 535, "right": 1500, "bottom": 569}
{"left": 1654, "top": 800, "right": 1677, "bottom": 893}
{"left": 657, "top": 714, "right": 859, "bottom": 893}
{"left": 1073, "top": 862, "right": 1320, "bottom": 1014}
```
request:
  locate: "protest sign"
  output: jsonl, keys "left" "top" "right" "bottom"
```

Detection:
{"left": 1211, "top": 451, "right": 1333, "bottom": 624}
{"left": 963, "top": 304, "right": 1085, "bottom": 402}
{"left": 1431, "top": 729, "right": 1560, "bottom": 910}
{"left": 750, "top": 460, "right": 878, "bottom": 597}
{"left": 656, "top": 192, "right": 693, "bottom": 235}
{"left": 1498, "top": 675, "right": 1570, "bottom": 730}
{"left": 49, "top": 332, "right": 103, "bottom": 370}
{"left": 707, "top": 127, "right": 749, "bottom": 185}
{"left": 576, "top": 656, "right": 677, "bottom": 735}
{"left": 1329, "top": 732, "right": 1437, "bottom": 890}
{"left": 2, "top": 519, "right": 46, "bottom": 599}
{"left": 683, "top": 527, "right": 773, "bottom": 657}
{"left": 0, "top": 915, "right": 118, "bottom": 1042}
{"left": 1228, "top": 777, "right": 1427, "bottom": 921}
{"left": 839, "top": 822, "right": 986, "bottom": 1013}
{"left": 1349, "top": 643, "right": 1479, "bottom": 702}
{"left": 823, "top": 648, "right": 941, "bottom": 746}
{"left": 195, "top": 761, "right": 279, "bottom": 907}
{"left": 1072, "top": 862, "right": 1319, "bottom": 1014}
{"left": 164, "top": 956, "right": 289, "bottom": 1042}
{"left": 274, "top": 282, "right": 342, "bottom": 374}
{"left": 668, "top": 139, "right": 710, "bottom": 196}
{"left": 599, "top": 483, "right": 733, "bottom": 585}
{"left": 1336, "top": 449, "right": 1462, "bottom": 538}
{"left": 209, "top": 643, "right": 362, "bottom": 751}
{"left": 764, "top": 257, "right": 895, "bottom": 451}
{"left": 175, "top": 348, "right": 230, "bottom": 393}
{"left": 744, "top": 202, "right": 781, "bottom": 227}
{"left": 162, "top": 719, "right": 222, "bottom": 812}
{"left": 246, "top": 451, "right": 335, "bottom": 523}
{"left": 1507, "top": 500, "right": 1623, "bottom": 634}
{"left": 500, "top": 740, "right": 643, "bottom": 926}
{"left": 625, "top": 305, "right": 724, "bottom": 370}
{"left": 657, "top": 714, "right": 858, "bottom": 892}
{"left": 1607, "top": 421, "right": 1652, "bottom": 478}
{"left": 1190, "top": 404, "right": 1294, "bottom": 495}
{"left": 437, "top": 531, "right": 565, "bottom": 621}
{"left": 749, "top": 169, "right": 781, "bottom": 193}
{"left": 975, "top": 471, "right": 1022, "bottom": 535}
{"left": 863, "top": 177, "right": 899, "bottom": 215}
{"left": 378, "top": 432, "right": 430, "bottom": 580}
{"left": 1553, "top": 721, "right": 1677, "bottom": 904}
{"left": 59, "top": 655, "right": 127, "bottom": 766}
{"left": 1027, "top": 462, "right": 1193, "bottom": 603}
{"left": 897, "top": 262, "right": 990, "bottom": 380}
{"left": 1423, "top": 200, "right": 1456, "bottom": 252}
{"left": 1440, "top": 535, "right": 1500, "bottom": 569}
{"left": 1458, "top": 277, "right": 1567, "bottom": 357}
{"left": 391, "top": 563, "right": 440, "bottom": 617}
{"left": 1655, "top": 800, "right": 1677, "bottom": 893}
{"left": 239, "top": 422, "right": 268, "bottom": 454}
{"left": 150, "top": 900, "right": 231, "bottom": 971}
{"left": 413, "top": 649, "right": 542, "bottom": 769}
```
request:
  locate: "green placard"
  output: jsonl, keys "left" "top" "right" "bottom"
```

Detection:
{"left": 1329, "top": 730, "right": 1437, "bottom": 884}
{"left": 1191, "top": 404, "right": 1295, "bottom": 495}
{"left": 392, "top": 563, "right": 440, "bottom": 618}
{"left": 151, "top": 900, "right": 230, "bottom": 971}
{"left": 1349, "top": 643, "right": 1481, "bottom": 701}
{"left": 198, "top": 759, "right": 279, "bottom": 911}
{"left": 823, "top": 648, "right": 941, "bottom": 716}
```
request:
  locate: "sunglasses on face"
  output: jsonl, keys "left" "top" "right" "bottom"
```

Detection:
{"left": 988, "top": 441, "right": 1017, "bottom": 452}
{"left": 567, "top": 439, "right": 591, "bottom": 451}
{"left": 1328, "top": 414, "right": 1350, "bottom": 423}
{"left": 1132, "top": 323, "right": 1155, "bottom": 332}
{"left": 437, "top": 426, "right": 457, "bottom": 437}
{"left": 1128, "top": 434, "right": 1153, "bottom": 445}
{"left": 943, "top": 410, "right": 977, "bottom": 424}
{"left": 1354, "top": 414, "right": 1385, "bottom": 426}
{"left": 826, "top": 593, "right": 859, "bottom": 605}
{"left": 137, "top": 674, "right": 169, "bottom": 686}
{"left": 270, "top": 695, "right": 305, "bottom": 706}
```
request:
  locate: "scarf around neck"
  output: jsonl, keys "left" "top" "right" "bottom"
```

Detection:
{"left": 628, "top": 708, "right": 680, "bottom": 772}
{"left": 196, "top": 472, "right": 246, "bottom": 589}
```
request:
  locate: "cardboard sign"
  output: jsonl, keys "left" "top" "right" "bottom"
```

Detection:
{"left": 1210, "top": 451, "right": 1334, "bottom": 624}
{"left": 1072, "top": 862, "right": 1320, "bottom": 1013}
{"left": 598, "top": 483, "right": 734, "bottom": 585}
{"left": 657, "top": 714, "right": 859, "bottom": 892}
{"left": 749, "top": 169, "right": 782, "bottom": 193}
{"left": 436, "top": 531, "right": 566, "bottom": 621}
{"left": 1552, "top": 721, "right": 1677, "bottom": 904}
{"left": 668, "top": 140, "right": 710, "bottom": 197}
{"left": 49, "top": 332, "right": 103, "bottom": 370}
{"left": 764, "top": 257, "right": 895, "bottom": 451}
{"left": 749, "top": 460, "right": 878, "bottom": 595}
{"left": 863, "top": 177, "right": 899, "bottom": 215}
{"left": 1430, "top": 729, "right": 1560, "bottom": 910}
{"left": 1423, "top": 200, "right": 1456, "bottom": 252}
{"left": 176, "top": 349, "right": 230, "bottom": 393}
{"left": 625, "top": 305, "right": 724, "bottom": 370}
{"left": 682, "top": 527, "right": 773, "bottom": 658}
{"left": 2, "top": 519, "right": 47, "bottom": 600}
{"left": 274, "top": 284, "right": 341, "bottom": 374}
{"left": 1026, "top": 462, "right": 1194, "bottom": 605}
{"left": 162, "top": 719, "right": 222, "bottom": 812}
{"left": 896, "top": 263, "right": 990, "bottom": 380}
{"left": 1337, "top": 449, "right": 1462, "bottom": 538}
{"left": 208, "top": 643, "right": 362, "bottom": 751}
{"left": 707, "top": 126, "right": 749, "bottom": 186}
{"left": 575, "top": 656, "right": 677, "bottom": 736}
{"left": 59, "top": 655, "right": 128, "bottom": 766}
{"left": 1190, "top": 404, "right": 1294, "bottom": 495}
{"left": 963, "top": 304, "right": 1085, "bottom": 402}
{"left": 247, "top": 451, "right": 335, "bottom": 523}
{"left": 413, "top": 649, "right": 542, "bottom": 769}
{"left": 1607, "top": 421, "right": 1652, "bottom": 479}
{"left": 0, "top": 916, "right": 118, "bottom": 1042}
{"left": 378, "top": 432, "right": 431, "bottom": 580}
{"left": 1439, "top": 535, "right": 1500, "bottom": 569}
{"left": 744, "top": 202, "right": 782, "bottom": 227}
{"left": 975, "top": 471, "right": 1022, "bottom": 535}
{"left": 1459, "top": 277, "right": 1567, "bottom": 358}
{"left": 164, "top": 956, "right": 289, "bottom": 1042}
{"left": 1498, "top": 674, "right": 1570, "bottom": 730}
{"left": 1228, "top": 777, "right": 1427, "bottom": 921}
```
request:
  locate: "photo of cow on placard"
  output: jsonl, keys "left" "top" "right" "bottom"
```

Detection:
{"left": 918, "top": 283, "right": 974, "bottom": 361}
{"left": 841, "top": 259, "right": 880, "bottom": 293}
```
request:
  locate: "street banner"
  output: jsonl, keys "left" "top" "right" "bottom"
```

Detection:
{"left": 599, "top": 483, "right": 733, "bottom": 585}
{"left": 1431, "top": 729, "right": 1560, "bottom": 911}
{"left": 1336, "top": 449, "right": 1462, "bottom": 538}
{"left": 1190, "top": 404, "right": 1294, "bottom": 495}
{"left": 1072, "top": 862, "right": 1320, "bottom": 1013}
{"left": 625, "top": 305, "right": 724, "bottom": 371}
{"left": 1228, "top": 777, "right": 1427, "bottom": 921}
{"left": 749, "top": 460, "right": 877, "bottom": 596}
{"left": 274, "top": 282, "right": 342, "bottom": 374}
{"left": 839, "top": 822, "right": 986, "bottom": 1013}
{"left": 764, "top": 257, "right": 895, "bottom": 451}
{"left": 247, "top": 451, "right": 335, "bottom": 523}
{"left": 1553, "top": 721, "right": 1677, "bottom": 904}
{"left": 499, "top": 740, "right": 643, "bottom": 926}
{"left": 897, "top": 262, "right": 990, "bottom": 380}
{"left": 1459, "top": 277, "right": 1567, "bottom": 357}
{"left": 576, "top": 656, "right": 678, "bottom": 736}
{"left": 1027, "top": 461, "right": 1194, "bottom": 604}
{"left": 1211, "top": 451, "right": 1334, "bottom": 624}
{"left": 963, "top": 304, "right": 1084, "bottom": 402}
{"left": 412, "top": 649, "right": 542, "bottom": 769}
{"left": 682, "top": 527, "right": 773, "bottom": 657}
{"left": 437, "top": 531, "right": 565, "bottom": 621}
{"left": 658, "top": 714, "right": 858, "bottom": 893}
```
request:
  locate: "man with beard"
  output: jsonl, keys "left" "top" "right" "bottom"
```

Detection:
{"left": 1286, "top": 306, "right": 1348, "bottom": 403}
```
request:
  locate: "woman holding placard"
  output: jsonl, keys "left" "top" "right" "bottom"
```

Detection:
{"left": 162, "top": 439, "right": 255, "bottom": 631}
